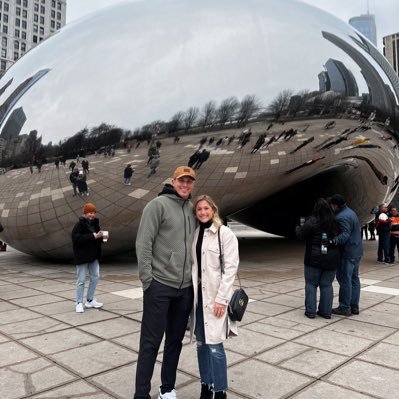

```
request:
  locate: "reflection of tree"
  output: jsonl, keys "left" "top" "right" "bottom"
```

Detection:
{"left": 199, "top": 101, "right": 217, "bottom": 130}
{"left": 56, "top": 123, "right": 125, "bottom": 158}
{"left": 167, "top": 111, "right": 184, "bottom": 135}
{"left": 217, "top": 96, "right": 239, "bottom": 126}
{"left": 183, "top": 107, "right": 199, "bottom": 132}
{"left": 268, "top": 89, "right": 294, "bottom": 120}
{"left": 236, "top": 95, "right": 261, "bottom": 126}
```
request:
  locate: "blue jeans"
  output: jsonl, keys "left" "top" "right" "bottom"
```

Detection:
{"left": 304, "top": 266, "right": 336, "bottom": 315}
{"left": 336, "top": 257, "right": 361, "bottom": 310}
{"left": 389, "top": 235, "right": 399, "bottom": 262}
{"left": 76, "top": 260, "right": 100, "bottom": 303}
{"left": 195, "top": 289, "right": 227, "bottom": 393}
{"left": 378, "top": 232, "right": 390, "bottom": 262}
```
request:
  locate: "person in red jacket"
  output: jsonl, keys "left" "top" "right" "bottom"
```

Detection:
{"left": 388, "top": 206, "right": 399, "bottom": 264}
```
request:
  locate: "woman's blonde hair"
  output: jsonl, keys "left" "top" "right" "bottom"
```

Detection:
{"left": 194, "top": 195, "right": 223, "bottom": 228}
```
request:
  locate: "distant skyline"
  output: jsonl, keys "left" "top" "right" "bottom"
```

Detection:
{"left": 67, "top": 0, "right": 398, "bottom": 50}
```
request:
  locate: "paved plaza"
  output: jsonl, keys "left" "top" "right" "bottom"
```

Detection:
{"left": 1, "top": 232, "right": 399, "bottom": 398}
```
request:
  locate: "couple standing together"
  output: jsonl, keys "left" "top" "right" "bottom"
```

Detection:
{"left": 134, "top": 166, "right": 239, "bottom": 399}
{"left": 296, "top": 195, "right": 363, "bottom": 319}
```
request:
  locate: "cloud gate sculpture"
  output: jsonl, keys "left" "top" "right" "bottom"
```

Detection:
{"left": 0, "top": 0, "right": 399, "bottom": 259}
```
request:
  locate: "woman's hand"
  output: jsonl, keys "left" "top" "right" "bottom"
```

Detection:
{"left": 93, "top": 232, "right": 103, "bottom": 239}
{"left": 214, "top": 302, "right": 227, "bottom": 318}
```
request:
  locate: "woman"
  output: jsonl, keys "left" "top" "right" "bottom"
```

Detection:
{"left": 296, "top": 198, "right": 341, "bottom": 319}
{"left": 71, "top": 203, "right": 104, "bottom": 313}
{"left": 191, "top": 195, "right": 239, "bottom": 399}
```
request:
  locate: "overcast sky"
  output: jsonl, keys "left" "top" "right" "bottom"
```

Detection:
{"left": 67, "top": 0, "right": 398, "bottom": 50}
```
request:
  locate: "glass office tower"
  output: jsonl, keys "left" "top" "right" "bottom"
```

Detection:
{"left": 349, "top": 14, "right": 377, "bottom": 46}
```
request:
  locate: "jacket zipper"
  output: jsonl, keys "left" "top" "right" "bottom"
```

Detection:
{"left": 180, "top": 199, "right": 187, "bottom": 290}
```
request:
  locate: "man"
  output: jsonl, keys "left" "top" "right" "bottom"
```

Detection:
{"left": 329, "top": 194, "right": 363, "bottom": 316}
{"left": 375, "top": 203, "right": 391, "bottom": 264}
{"left": 134, "top": 166, "right": 197, "bottom": 399}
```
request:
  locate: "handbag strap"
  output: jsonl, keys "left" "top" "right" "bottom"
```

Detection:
{"left": 217, "top": 228, "right": 225, "bottom": 274}
{"left": 218, "top": 227, "right": 242, "bottom": 288}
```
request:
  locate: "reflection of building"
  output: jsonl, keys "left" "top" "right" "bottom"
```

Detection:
{"left": 0, "top": 137, "right": 5, "bottom": 162}
{"left": 4, "top": 133, "right": 28, "bottom": 159}
{"left": 0, "top": 107, "right": 26, "bottom": 139}
{"left": 0, "top": 0, "right": 66, "bottom": 76}
{"left": 322, "top": 31, "right": 396, "bottom": 117}
{"left": 349, "top": 14, "right": 377, "bottom": 46}
{"left": 319, "top": 59, "right": 359, "bottom": 96}
{"left": 383, "top": 33, "right": 399, "bottom": 77}
{"left": 0, "top": 68, "right": 50, "bottom": 129}
{"left": 350, "top": 33, "right": 399, "bottom": 103}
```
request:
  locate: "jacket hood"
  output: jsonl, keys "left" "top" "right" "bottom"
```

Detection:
{"left": 157, "top": 183, "right": 192, "bottom": 199}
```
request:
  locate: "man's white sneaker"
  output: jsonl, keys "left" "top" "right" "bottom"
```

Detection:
{"left": 76, "top": 303, "right": 84, "bottom": 313}
{"left": 158, "top": 389, "right": 177, "bottom": 399}
{"left": 85, "top": 299, "right": 103, "bottom": 308}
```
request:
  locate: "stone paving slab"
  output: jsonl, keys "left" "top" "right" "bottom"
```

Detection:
{"left": 1, "top": 238, "right": 399, "bottom": 398}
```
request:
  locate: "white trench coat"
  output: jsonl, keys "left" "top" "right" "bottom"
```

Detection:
{"left": 191, "top": 223, "right": 239, "bottom": 345}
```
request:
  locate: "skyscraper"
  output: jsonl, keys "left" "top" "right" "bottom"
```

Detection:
{"left": 349, "top": 14, "right": 377, "bottom": 46}
{"left": 0, "top": 0, "right": 66, "bottom": 76}
{"left": 383, "top": 33, "right": 399, "bottom": 77}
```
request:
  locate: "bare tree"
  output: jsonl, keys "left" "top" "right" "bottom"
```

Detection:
{"left": 236, "top": 94, "right": 261, "bottom": 126}
{"left": 199, "top": 100, "right": 217, "bottom": 129}
{"left": 217, "top": 96, "right": 239, "bottom": 126}
{"left": 167, "top": 111, "right": 184, "bottom": 135}
{"left": 183, "top": 106, "right": 199, "bottom": 132}
{"left": 268, "top": 89, "right": 294, "bottom": 120}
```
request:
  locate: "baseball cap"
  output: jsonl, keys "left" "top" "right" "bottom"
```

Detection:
{"left": 173, "top": 166, "right": 196, "bottom": 180}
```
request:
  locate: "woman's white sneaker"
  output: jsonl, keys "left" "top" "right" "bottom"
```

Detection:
{"left": 76, "top": 303, "right": 84, "bottom": 313}
{"left": 85, "top": 299, "right": 103, "bottom": 308}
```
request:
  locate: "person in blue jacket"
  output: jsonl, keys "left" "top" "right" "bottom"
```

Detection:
{"left": 329, "top": 194, "right": 363, "bottom": 316}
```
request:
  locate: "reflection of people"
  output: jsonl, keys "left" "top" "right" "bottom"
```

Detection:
{"left": 147, "top": 154, "right": 160, "bottom": 177}
{"left": 77, "top": 171, "right": 89, "bottom": 196}
{"left": 69, "top": 169, "right": 79, "bottom": 196}
{"left": 192, "top": 195, "right": 239, "bottom": 399}
{"left": 71, "top": 203, "right": 104, "bottom": 313}
{"left": 123, "top": 164, "right": 134, "bottom": 185}
{"left": 134, "top": 166, "right": 197, "bottom": 399}
{"left": 0, "top": 222, "right": 6, "bottom": 251}
{"left": 296, "top": 198, "right": 340, "bottom": 319}
{"left": 329, "top": 194, "right": 363, "bottom": 316}
{"left": 193, "top": 149, "right": 210, "bottom": 170}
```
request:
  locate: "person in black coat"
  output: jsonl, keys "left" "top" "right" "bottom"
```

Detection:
{"left": 124, "top": 164, "right": 134, "bottom": 185}
{"left": 296, "top": 198, "right": 341, "bottom": 319}
{"left": 71, "top": 203, "right": 105, "bottom": 313}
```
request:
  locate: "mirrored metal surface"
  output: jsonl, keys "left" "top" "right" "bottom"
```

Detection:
{"left": 0, "top": 0, "right": 398, "bottom": 258}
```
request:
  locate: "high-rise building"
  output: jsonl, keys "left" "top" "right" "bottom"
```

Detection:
{"left": 383, "top": 33, "right": 399, "bottom": 77}
{"left": 349, "top": 14, "right": 377, "bottom": 46}
{"left": 0, "top": 0, "right": 66, "bottom": 76}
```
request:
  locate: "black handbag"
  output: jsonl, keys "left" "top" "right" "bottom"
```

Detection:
{"left": 218, "top": 228, "right": 248, "bottom": 322}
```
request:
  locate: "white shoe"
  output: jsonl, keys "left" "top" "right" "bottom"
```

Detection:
{"left": 85, "top": 299, "right": 103, "bottom": 308}
{"left": 76, "top": 303, "right": 84, "bottom": 313}
{"left": 158, "top": 389, "right": 177, "bottom": 399}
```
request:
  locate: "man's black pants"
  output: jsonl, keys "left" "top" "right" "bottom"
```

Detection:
{"left": 134, "top": 279, "right": 193, "bottom": 398}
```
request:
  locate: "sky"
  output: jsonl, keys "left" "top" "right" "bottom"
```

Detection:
{"left": 66, "top": 0, "right": 398, "bottom": 50}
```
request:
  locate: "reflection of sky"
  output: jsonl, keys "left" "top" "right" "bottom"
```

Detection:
{"left": 0, "top": 0, "right": 394, "bottom": 144}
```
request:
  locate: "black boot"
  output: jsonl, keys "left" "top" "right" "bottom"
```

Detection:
{"left": 214, "top": 391, "right": 227, "bottom": 399}
{"left": 200, "top": 384, "right": 213, "bottom": 399}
